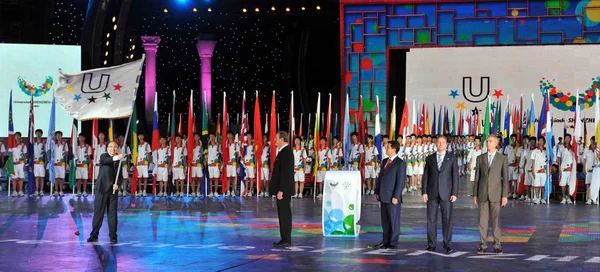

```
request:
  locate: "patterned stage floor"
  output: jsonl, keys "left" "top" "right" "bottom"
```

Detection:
{"left": 0, "top": 178, "right": 599, "bottom": 272}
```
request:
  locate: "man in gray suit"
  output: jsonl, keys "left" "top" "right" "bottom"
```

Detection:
{"left": 473, "top": 135, "right": 509, "bottom": 254}
{"left": 422, "top": 135, "right": 459, "bottom": 254}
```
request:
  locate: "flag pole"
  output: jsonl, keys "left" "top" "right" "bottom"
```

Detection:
{"left": 7, "top": 177, "right": 10, "bottom": 196}
{"left": 113, "top": 54, "right": 146, "bottom": 192}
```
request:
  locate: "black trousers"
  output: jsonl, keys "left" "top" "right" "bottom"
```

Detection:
{"left": 90, "top": 191, "right": 118, "bottom": 239}
{"left": 427, "top": 196, "right": 453, "bottom": 248}
{"left": 380, "top": 202, "right": 402, "bottom": 245}
{"left": 277, "top": 196, "right": 292, "bottom": 243}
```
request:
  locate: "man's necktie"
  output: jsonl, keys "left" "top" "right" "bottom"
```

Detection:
{"left": 384, "top": 159, "right": 392, "bottom": 171}
{"left": 437, "top": 154, "right": 443, "bottom": 170}
{"left": 488, "top": 154, "right": 494, "bottom": 167}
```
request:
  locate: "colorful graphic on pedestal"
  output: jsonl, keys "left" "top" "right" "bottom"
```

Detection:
{"left": 322, "top": 171, "right": 361, "bottom": 237}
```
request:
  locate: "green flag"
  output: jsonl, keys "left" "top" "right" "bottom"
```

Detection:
{"left": 202, "top": 92, "right": 208, "bottom": 136}
{"left": 451, "top": 110, "right": 456, "bottom": 136}
{"left": 483, "top": 97, "right": 491, "bottom": 141}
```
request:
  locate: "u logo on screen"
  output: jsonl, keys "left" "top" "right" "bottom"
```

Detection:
{"left": 80, "top": 73, "right": 110, "bottom": 94}
{"left": 462, "top": 77, "right": 490, "bottom": 103}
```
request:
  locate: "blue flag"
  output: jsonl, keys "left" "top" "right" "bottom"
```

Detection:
{"left": 343, "top": 92, "right": 352, "bottom": 169}
{"left": 432, "top": 105, "right": 437, "bottom": 136}
{"left": 27, "top": 95, "right": 35, "bottom": 195}
{"left": 544, "top": 96, "right": 554, "bottom": 201}
{"left": 47, "top": 95, "right": 56, "bottom": 184}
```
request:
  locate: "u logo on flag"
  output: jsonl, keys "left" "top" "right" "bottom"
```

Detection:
{"left": 81, "top": 73, "right": 110, "bottom": 94}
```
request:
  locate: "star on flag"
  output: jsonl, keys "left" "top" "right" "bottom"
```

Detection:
{"left": 66, "top": 85, "right": 74, "bottom": 92}
{"left": 103, "top": 92, "right": 112, "bottom": 101}
{"left": 113, "top": 83, "right": 122, "bottom": 91}
{"left": 87, "top": 96, "right": 97, "bottom": 103}
{"left": 472, "top": 106, "right": 480, "bottom": 116}
{"left": 73, "top": 94, "right": 82, "bottom": 101}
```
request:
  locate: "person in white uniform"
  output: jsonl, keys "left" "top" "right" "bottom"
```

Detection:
{"left": 260, "top": 136, "right": 270, "bottom": 197}
{"left": 517, "top": 137, "right": 531, "bottom": 202}
{"left": 467, "top": 136, "right": 484, "bottom": 189}
{"left": 206, "top": 134, "right": 222, "bottom": 197}
{"left": 117, "top": 135, "right": 131, "bottom": 196}
{"left": 53, "top": 131, "right": 68, "bottom": 197}
{"left": 224, "top": 131, "right": 240, "bottom": 197}
{"left": 33, "top": 129, "right": 46, "bottom": 196}
{"left": 292, "top": 136, "right": 308, "bottom": 198}
{"left": 94, "top": 133, "right": 107, "bottom": 181}
{"left": 153, "top": 137, "right": 170, "bottom": 197}
{"left": 584, "top": 137, "right": 596, "bottom": 204}
{"left": 503, "top": 134, "right": 519, "bottom": 199}
{"left": 75, "top": 133, "right": 92, "bottom": 197}
{"left": 557, "top": 134, "right": 575, "bottom": 204}
{"left": 530, "top": 137, "right": 548, "bottom": 204}
{"left": 191, "top": 133, "right": 205, "bottom": 197}
{"left": 316, "top": 137, "right": 332, "bottom": 198}
{"left": 136, "top": 133, "right": 152, "bottom": 197}
{"left": 10, "top": 132, "right": 27, "bottom": 197}
{"left": 172, "top": 135, "right": 187, "bottom": 197}
{"left": 243, "top": 133, "right": 256, "bottom": 197}
{"left": 331, "top": 136, "right": 344, "bottom": 171}
{"left": 364, "top": 135, "right": 379, "bottom": 195}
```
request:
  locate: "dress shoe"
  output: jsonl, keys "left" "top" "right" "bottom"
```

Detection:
{"left": 368, "top": 243, "right": 386, "bottom": 249}
{"left": 425, "top": 246, "right": 436, "bottom": 252}
{"left": 110, "top": 239, "right": 118, "bottom": 244}
{"left": 494, "top": 248, "right": 503, "bottom": 254}
{"left": 273, "top": 241, "right": 291, "bottom": 247}
{"left": 444, "top": 247, "right": 453, "bottom": 254}
{"left": 87, "top": 237, "right": 98, "bottom": 243}
{"left": 477, "top": 247, "right": 486, "bottom": 254}
{"left": 382, "top": 245, "right": 397, "bottom": 249}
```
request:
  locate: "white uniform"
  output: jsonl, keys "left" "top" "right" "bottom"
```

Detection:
{"left": 349, "top": 143, "right": 364, "bottom": 171}
{"left": 530, "top": 149, "right": 548, "bottom": 187}
{"left": 364, "top": 145, "right": 379, "bottom": 179}
{"left": 521, "top": 149, "right": 533, "bottom": 186}
{"left": 54, "top": 142, "right": 68, "bottom": 179}
{"left": 504, "top": 145, "right": 519, "bottom": 180}
{"left": 33, "top": 141, "right": 46, "bottom": 177}
{"left": 0, "top": 142, "right": 5, "bottom": 156}
{"left": 261, "top": 145, "right": 270, "bottom": 180}
{"left": 119, "top": 145, "right": 131, "bottom": 179}
{"left": 316, "top": 147, "right": 331, "bottom": 183}
{"left": 467, "top": 148, "right": 483, "bottom": 181}
{"left": 10, "top": 143, "right": 27, "bottom": 179}
{"left": 243, "top": 144, "right": 255, "bottom": 179}
{"left": 93, "top": 143, "right": 107, "bottom": 179}
{"left": 192, "top": 145, "right": 204, "bottom": 178}
{"left": 293, "top": 147, "right": 308, "bottom": 182}
{"left": 405, "top": 145, "right": 414, "bottom": 176}
{"left": 207, "top": 144, "right": 221, "bottom": 179}
{"left": 172, "top": 146, "right": 186, "bottom": 180}
{"left": 136, "top": 142, "right": 152, "bottom": 178}
{"left": 153, "top": 147, "right": 170, "bottom": 181}
{"left": 414, "top": 144, "right": 424, "bottom": 175}
{"left": 75, "top": 144, "right": 91, "bottom": 179}
{"left": 557, "top": 146, "right": 574, "bottom": 187}
{"left": 305, "top": 139, "right": 315, "bottom": 174}
{"left": 584, "top": 149, "right": 596, "bottom": 185}
{"left": 331, "top": 145, "right": 343, "bottom": 170}
{"left": 226, "top": 142, "right": 239, "bottom": 178}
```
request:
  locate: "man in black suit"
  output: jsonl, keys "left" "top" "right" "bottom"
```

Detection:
{"left": 422, "top": 135, "right": 459, "bottom": 254}
{"left": 269, "top": 131, "right": 295, "bottom": 247}
{"left": 373, "top": 141, "right": 406, "bottom": 249}
{"left": 88, "top": 142, "right": 124, "bottom": 243}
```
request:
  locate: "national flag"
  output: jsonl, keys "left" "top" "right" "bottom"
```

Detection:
{"left": 55, "top": 56, "right": 145, "bottom": 120}
{"left": 178, "top": 114, "right": 183, "bottom": 136}
{"left": 108, "top": 119, "right": 115, "bottom": 142}
{"left": 451, "top": 109, "right": 456, "bottom": 136}
{"left": 254, "top": 91, "right": 263, "bottom": 194}
{"left": 375, "top": 95, "right": 382, "bottom": 163}
{"left": 221, "top": 92, "right": 229, "bottom": 193}
{"left": 419, "top": 103, "right": 425, "bottom": 135}
{"left": 358, "top": 95, "right": 365, "bottom": 145}
{"left": 239, "top": 91, "right": 248, "bottom": 196}
{"left": 544, "top": 91, "right": 554, "bottom": 201}
{"left": 69, "top": 119, "right": 78, "bottom": 189}
{"left": 326, "top": 93, "right": 332, "bottom": 147}
{"left": 483, "top": 97, "right": 491, "bottom": 141}
{"left": 151, "top": 94, "right": 160, "bottom": 195}
{"left": 438, "top": 104, "right": 443, "bottom": 136}
{"left": 187, "top": 90, "right": 195, "bottom": 185}
{"left": 399, "top": 99, "right": 408, "bottom": 140}
{"left": 432, "top": 104, "right": 437, "bottom": 136}
{"left": 6, "top": 90, "right": 15, "bottom": 177}
{"left": 444, "top": 107, "right": 450, "bottom": 134}
{"left": 343, "top": 92, "right": 352, "bottom": 168}
{"left": 528, "top": 94, "right": 536, "bottom": 137}
{"left": 570, "top": 91, "right": 582, "bottom": 200}
{"left": 425, "top": 105, "right": 431, "bottom": 135}
{"left": 518, "top": 95, "right": 523, "bottom": 142}
{"left": 538, "top": 93, "right": 548, "bottom": 138}
{"left": 27, "top": 94, "right": 35, "bottom": 195}
{"left": 411, "top": 100, "right": 417, "bottom": 134}
{"left": 503, "top": 97, "right": 510, "bottom": 147}
{"left": 495, "top": 100, "right": 502, "bottom": 136}
{"left": 269, "top": 91, "right": 277, "bottom": 174}
{"left": 202, "top": 92, "right": 209, "bottom": 136}
{"left": 334, "top": 113, "right": 338, "bottom": 138}
{"left": 389, "top": 96, "right": 396, "bottom": 140}
{"left": 313, "top": 93, "right": 321, "bottom": 176}
{"left": 299, "top": 113, "right": 304, "bottom": 137}
{"left": 131, "top": 105, "right": 138, "bottom": 195}
{"left": 47, "top": 94, "right": 56, "bottom": 185}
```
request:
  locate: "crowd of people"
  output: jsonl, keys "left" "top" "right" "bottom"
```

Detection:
{"left": 1, "top": 128, "right": 598, "bottom": 205}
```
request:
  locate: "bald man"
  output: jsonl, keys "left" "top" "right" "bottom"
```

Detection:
{"left": 88, "top": 142, "right": 124, "bottom": 244}
{"left": 473, "top": 135, "right": 509, "bottom": 255}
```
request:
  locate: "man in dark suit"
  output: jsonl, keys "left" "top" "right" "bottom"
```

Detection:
{"left": 373, "top": 141, "right": 406, "bottom": 249}
{"left": 269, "top": 131, "right": 295, "bottom": 247}
{"left": 422, "top": 135, "right": 459, "bottom": 254}
{"left": 88, "top": 142, "right": 124, "bottom": 243}
{"left": 473, "top": 135, "right": 509, "bottom": 254}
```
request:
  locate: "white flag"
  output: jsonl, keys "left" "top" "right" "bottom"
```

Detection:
{"left": 55, "top": 56, "right": 145, "bottom": 120}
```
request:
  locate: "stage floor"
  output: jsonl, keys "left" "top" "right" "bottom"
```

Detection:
{"left": 0, "top": 178, "right": 599, "bottom": 272}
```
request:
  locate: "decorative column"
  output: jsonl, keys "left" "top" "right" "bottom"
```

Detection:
{"left": 196, "top": 39, "right": 216, "bottom": 118}
{"left": 141, "top": 36, "right": 161, "bottom": 127}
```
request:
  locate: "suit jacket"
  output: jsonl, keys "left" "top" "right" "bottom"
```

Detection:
{"left": 473, "top": 151, "right": 509, "bottom": 202}
{"left": 422, "top": 152, "right": 459, "bottom": 201}
{"left": 96, "top": 153, "right": 123, "bottom": 194}
{"left": 269, "top": 145, "right": 295, "bottom": 197}
{"left": 375, "top": 156, "right": 406, "bottom": 203}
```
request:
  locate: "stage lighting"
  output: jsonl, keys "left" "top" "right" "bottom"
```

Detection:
{"left": 130, "top": 54, "right": 134, "bottom": 58}
{"left": 106, "top": 41, "right": 109, "bottom": 46}
{"left": 255, "top": 8, "right": 259, "bottom": 12}
{"left": 164, "top": 8, "right": 168, "bottom": 13}
{"left": 132, "top": 45, "right": 135, "bottom": 50}
{"left": 112, "top": 16, "right": 116, "bottom": 22}
{"left": 316, "top": 6, "right": 321, "bottom": 10}
{"left": 302, "top": 7, "right": 306, "bottom": 11}
{"left": 106, "top": 33, "right": 110, "bottom": 38}
{"left": 175, "top": 0, "right": 188, "bottom": 4}
{"left": 242, "top": 8, "right": 247, "bottom": 13}
{"left": 285, "top": 7, "right": 290, "bottom": 12}
{"left": 105, "top": 51, "right": 108, "bottom": 56}
{"left": 271, "top": 6, "right": 275, "bottom": 11}
{"left": 104, "top": 60, "right": 107, "bottom": 65}
{"left": 208, "top": 8, "right": 212, "bottom": 12}
{"left": 113, "top": 24, "right": 117, "bottom": 30}
{"left": 193, "top": 8, "right": 197, "bottom": 12}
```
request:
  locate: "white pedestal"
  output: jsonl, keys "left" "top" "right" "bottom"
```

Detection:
{"left": 322, "top": 170, "right": 362, "bottom": 237}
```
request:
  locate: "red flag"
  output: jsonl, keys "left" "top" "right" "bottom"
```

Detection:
{"left": 269, "top": 91, "right": 277, "bottom": 173}
{"left": 254, "top": 91, "right": 263, "bottom": 194}
{"left": 187, "top": 91, "right": 194, "bottom": 182}
{"left": 419, "top": 103, "right": 425, "bottom": 136}
{"left": 221, "top": 93, "right": 229, "bottom": 193}
{"left": 399, "top": 99, "right": 409, "bottom": 138}
{"left": 299, "top": 113, "right": 303, "bottom": 137}
{"left": 358, "top": 95, "right": 365, "bottom": 142}
{"left": 178, "top": 114, "right": 183, "bottom": 136}
{"left": 151, "top": 95, "right": 160, "bottom": 195}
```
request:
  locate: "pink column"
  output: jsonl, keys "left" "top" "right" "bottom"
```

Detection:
{"left": 141, "top": 36, "right": 161, "bottom": 126}
{"left": 196, "top": 40, "right": 216, "bottom": 117}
